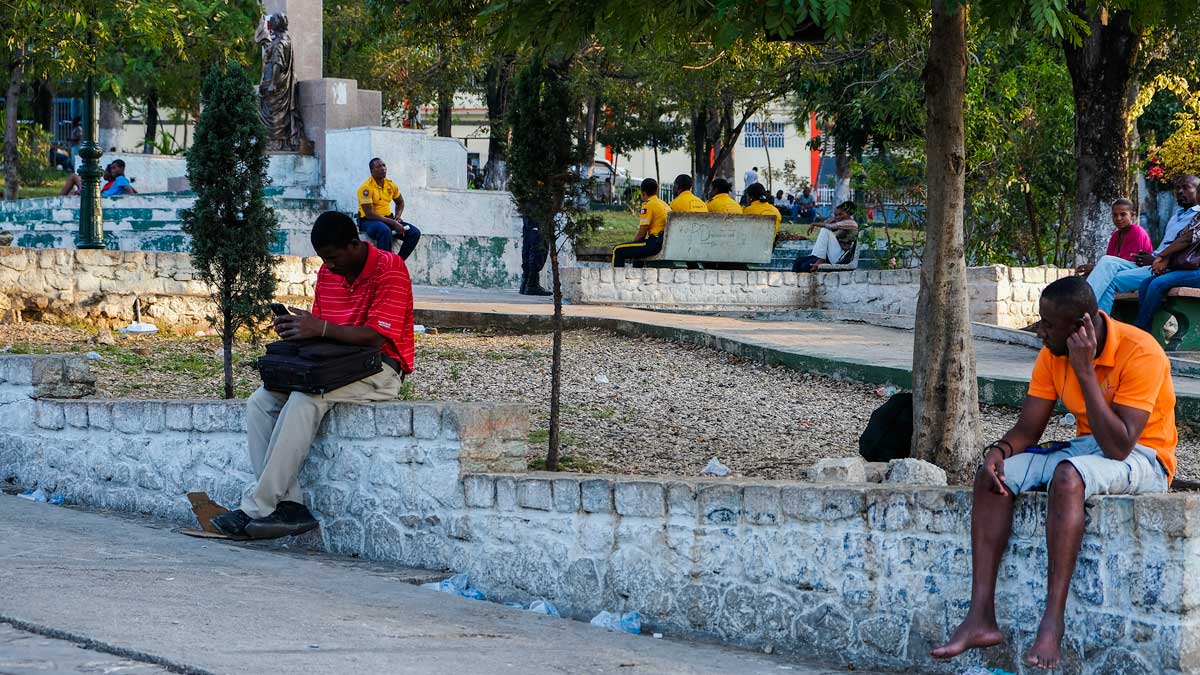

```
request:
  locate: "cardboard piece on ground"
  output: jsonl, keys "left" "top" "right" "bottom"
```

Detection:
{"left": 180, "top": 528, "right": 236, "bottom": 539}
{"left": 187, "top": 491, "right": 229, "bottom": 534}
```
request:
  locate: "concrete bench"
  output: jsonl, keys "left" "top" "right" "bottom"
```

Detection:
{"left": 1112, "top": 286, "right": 1200, "bottom": 352}
{"left": 643, "top": 212, "right": 776, "bottom": 266}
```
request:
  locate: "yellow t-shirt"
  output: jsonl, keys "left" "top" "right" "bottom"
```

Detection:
{"left": 744, "top": 200, "right": 783, "bottom": 233}
{"left": 357, "top": 177, "right": 402, "bottom": 218}
{"left": 669, "top": 190, "right": 708, "bottom": 213}
{"left": 707, "top": 193, "right": 743, "bottom": 214}
{"left": 1028, "top": 312, "right": 1178, "bottom": 481}
{"left": 639, "top": 196, "right": 668, "bottom": 237}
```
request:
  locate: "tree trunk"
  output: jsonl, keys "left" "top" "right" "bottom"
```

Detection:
{"left": 690, "top": 106, "right": 712, "bottom": 193}
{"left": 546, "top": 225, "right": 563, "bottom": 471}
{"left": 1063, "top": 3, "right": 1139, "bottom": 264}
{"left": 143, "top": 91, "right": 159, "bottom": 153}
{"left": 31, "top": 78, "right": 53, "bottom": 133}
{"left": 222, "top": 274, "right": 235, "bottom": 399}
{"left": 912, "top": 0, "right": 980, "bottom": 483}
{"left": 4, "top": 52, "right": 25, "bottom": 201}
{"left": 761, "top": 117, "right": 772, "bottom": 191}
{"left": 98, "top": 98, "right": 123, "bottom": 152}
{"left": 652, "top": 138, "right": 660, "bottom": 186}
{"left": 582, "top": 96, "right": 598, "bottom": 176}
{"left": 436, "top": 88, "right": 453, "bottom": 138}
{"left": 834, "top": 140, "right": 852, "bottom": 205}
{"left": 483, "top": 55, "right": 515, "bottom": 191}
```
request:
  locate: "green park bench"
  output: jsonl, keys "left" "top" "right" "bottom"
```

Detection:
{"left": 1112, "top": 287, "right": 1200, "bottom": 352}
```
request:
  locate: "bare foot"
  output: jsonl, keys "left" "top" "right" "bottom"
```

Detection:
{"left": 931, "top": 617, "right": 1004, "bottom": 659}
{"left": 1024, "top": 617, "right": 1064, "bottom": 669}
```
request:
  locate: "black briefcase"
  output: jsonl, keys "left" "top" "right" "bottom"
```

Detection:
{"left": 257, "top": 338, "right": 383, "bottom": 395}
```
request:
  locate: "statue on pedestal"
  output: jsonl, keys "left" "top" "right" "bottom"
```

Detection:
{"left": 256, "top": 13, "right": 306, "bottom": 151}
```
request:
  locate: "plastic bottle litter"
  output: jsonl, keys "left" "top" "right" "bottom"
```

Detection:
{"left": 593, "top": 374, "right": 610, "bottom": 384}
{"left": 85, "top": 351, "right": 102, "bottom": 361}
{"left": 1059, "top": 413, "right": 1077, "bottom": 426}
{"left": 526, "top": 600, "right": 560, "bottom": 617}
{"left": 17, "top": 488, "right": 48, "bottom": 503}
{"left": 701, "top": 457, "right": 730, "bottom": 477}
{"left": 48, "top": 494, "right": 65, "bottom": 505}
{"left": 419, "top": 573, "right": 486, "bottom": 600}
{"left": 590, "top": 610, "right": 642, "bottom": 634}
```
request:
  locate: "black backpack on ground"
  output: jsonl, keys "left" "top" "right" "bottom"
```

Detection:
{"left": 258, "top": 338, "right": 382, "bottom": 395}
{"left": 859, "top": 392, "right": 913, "bottom": 462}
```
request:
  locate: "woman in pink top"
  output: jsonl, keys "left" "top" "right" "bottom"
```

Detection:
{"left": 1077, "top": 199, "right": 1151, "bottom": 276}
{"left": 1105, "top": 199, "right": 1152, "bottom": 261}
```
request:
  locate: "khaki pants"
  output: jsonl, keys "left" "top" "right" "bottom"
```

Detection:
{"left": 240, "top": 368, "right": 403, "bottom": 518}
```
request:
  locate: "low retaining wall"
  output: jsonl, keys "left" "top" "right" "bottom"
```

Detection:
{"left": 0, "top": 247, "right": 319, "bottom": 330}
{"left": 3, "top": 355, "right": 1197, "bottom": 674}
{"left": 563, "top": 266, "right": 1076, "bottom": 328}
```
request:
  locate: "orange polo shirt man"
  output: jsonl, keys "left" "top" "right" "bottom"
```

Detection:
{"left": 932, "top": 275, "right": 1175, "bottom": 669}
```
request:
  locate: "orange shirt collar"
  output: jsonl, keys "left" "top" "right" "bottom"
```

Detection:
{"left": 1094, "top": 311, "right": 1120, "bottom": 368}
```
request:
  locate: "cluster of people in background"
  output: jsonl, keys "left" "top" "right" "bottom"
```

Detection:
{"left": 611, "top": 172, "right": 856, "bottom": 272}
{"left": 1077, "top": 174, "right": 1200, "bottom": 337}
{"left": 58, "top": 159, "right": 137, "bottom": 198}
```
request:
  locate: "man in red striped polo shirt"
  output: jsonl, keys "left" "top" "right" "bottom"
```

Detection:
{"left": 211, "top": 211, "right": 415, "bottom": 540}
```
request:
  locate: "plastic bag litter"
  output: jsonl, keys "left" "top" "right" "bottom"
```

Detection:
{"left": 593, "top": 374, "right": 609, "bottom": 384}
{"left": 414, "top": 325, "right": 427, "bottom": 335}
{"left": 701, "top": 457, "right": 730, "bottom": 477}
{"left": 85, "top": 351, "right": 102, "bottom": 361}
{"left": 526, "top": 600, "right": 560, "bottom": 617}
{"left": 875, "top": 385, "right": 900, "bottom": 397}
{"left": 959, "top": 668, "right": 1016, "bottom": 675}
{"left": 17, "top": 488, "right": 47, "bottom": 503}
{"left": 420, "top": 573, "right": 486, "bottom": 601}
{"left": 590, "top": 610, "right": 642, "bottom": 634}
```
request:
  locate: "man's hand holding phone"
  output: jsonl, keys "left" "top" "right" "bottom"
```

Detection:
{"left": 273, "top": 306, "right": 326, "bottom": 340}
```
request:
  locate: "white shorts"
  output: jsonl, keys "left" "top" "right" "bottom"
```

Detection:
{"left": 1002, "top": 435, "right": 1168, "bottom": 499}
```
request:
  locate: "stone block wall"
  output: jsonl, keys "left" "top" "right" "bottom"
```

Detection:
{"left": 5, "top": 354, "right": 1200, "bottom": 673}
{"left": 562, "top": 267, "right": 816, "bottom": 312}
{"left": 563, "top": 265, "right": 1076, "bottom": 328}
{"left": 0, "top": 356, "right": 529, "bottom": 549}
{"left": 0, "top": 247, "right": 319, "bottom": 330}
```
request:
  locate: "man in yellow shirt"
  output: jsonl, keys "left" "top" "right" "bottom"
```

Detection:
{"left": 933, "top": 276, "right": 1175, "bottom": 669}
{"left": 668, "top": 174, "right": 707, "bottom": 212}
{"left": 356, "top": 157, "right": 421, "bottom": 259}
{"left": 613, "top": 178, "right": 667, "bottom": 267}
{"left": 743, "top": 182, "right": 782, "bottom": 234}
{"left": 706, "top": 178, "right": 743, "bottom": 214}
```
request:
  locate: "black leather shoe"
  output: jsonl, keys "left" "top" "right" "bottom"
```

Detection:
{"left": 209, "top": 509, "right": 251, "bottom": 539}
{"left": 243, "top": 501, "right": 319, "bottom": 540}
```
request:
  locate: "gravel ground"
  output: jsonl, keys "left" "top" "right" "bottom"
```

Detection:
{"left": 3, "top": 323, "right": 1197, "bottom": 481}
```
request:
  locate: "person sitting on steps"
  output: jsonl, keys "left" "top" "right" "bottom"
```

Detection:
{"left": 612, "top": 178, "right": 668, "bottom": 268}
{"left": 932, "top": 276, "right": 1176, "bottom": 670}
{"left": 210, "top": 211, "right": 416, "bottom": 540}
{"left": 356, "top": 157, "right": 422, "bottom": 260}
{"left": 792, "top": 200, "right": 859, "bottom": 273}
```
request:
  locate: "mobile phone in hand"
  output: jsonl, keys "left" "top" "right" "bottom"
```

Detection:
{"left": 269, "top": 303, "right": 290, "bottom": 317}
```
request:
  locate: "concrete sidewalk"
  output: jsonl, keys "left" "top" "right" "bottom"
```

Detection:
{"left": 413, "top": 286, "right": 1200, "bottom": 416}
{"left": 0, "top": 496, "right": 876, "bottom": 675}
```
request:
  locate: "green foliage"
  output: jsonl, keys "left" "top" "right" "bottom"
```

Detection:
{"left": 508, "top": 58, "right": 598, "bottom": 243}
{"left": 181, "top": 63, "right": 278, "bottom": 398}
{"left": 962, "top": 33, "right": 1076, "bottom": 266}
{"left": 0, "top": 113, "right": 55, "bottom": 185}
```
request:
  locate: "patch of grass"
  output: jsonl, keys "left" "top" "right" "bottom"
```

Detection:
{"left": 578, "top": 210, "right": 640, "bottom": 248}
{"left": 590, "top": 406, "right": 618, "bottom": 419}
{"left": 449, "top": 363, "right": 463, "bottom": 382}
{"left": 432, "top": 347, "right": 470, "bottom": 362}
{"left": 528, "top": 428, "right": 549, "bottom": 445}
{"left": 163, "top": 353, "right": 219, "bottom": 376}
{"left": 398, "top": 379, "right": 416, "bottom": 401}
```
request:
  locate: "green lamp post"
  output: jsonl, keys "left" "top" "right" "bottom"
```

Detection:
{"left": 75, "top": 76, "right": 104, "bottom": 249}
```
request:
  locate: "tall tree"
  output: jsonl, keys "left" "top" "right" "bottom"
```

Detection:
{"left": 507, "top": 57, "right": 595, "bottom": 470}
{"left": 913, "top": 0, "right": 978, "bottom": 480}
{"left": 182, "top": 63, "right": 279, "bottom": 399}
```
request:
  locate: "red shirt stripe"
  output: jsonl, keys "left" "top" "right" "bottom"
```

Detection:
{"left": 312, "top": 245, "right": 415, "bottom": 373}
